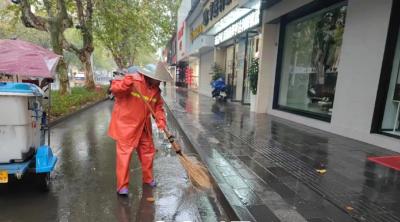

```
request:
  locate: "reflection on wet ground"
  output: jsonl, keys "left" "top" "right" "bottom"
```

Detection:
{"left": 163, "top": 87, "right": 400, "bottom": 222}
{"left": 0, "top": 100, "right": 227, "bottom": 222}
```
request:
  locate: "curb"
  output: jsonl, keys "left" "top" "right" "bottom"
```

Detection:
{"left": 164, "top": 102, "right": 240, "bottom": 221}
{"left": 49, "top": 98, "right": 108, "bottom": 127}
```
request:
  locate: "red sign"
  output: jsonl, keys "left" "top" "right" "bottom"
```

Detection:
{"left": 178, "top": 22, "right": 185, "bottom": 40}
{"left": 186, "top": 67, "right": 193, "bottom": 86}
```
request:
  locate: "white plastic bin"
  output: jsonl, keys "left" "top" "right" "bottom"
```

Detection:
{"left": 0, "top": 83, "right": 43, "bottom": 163}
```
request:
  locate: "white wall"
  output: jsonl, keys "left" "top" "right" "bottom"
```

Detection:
{"left": 177, "top": 0, "right": 192, "bottom": 27}
{"left": 331, "top": 0, "right": 392, "bottom": 132}
{"left": 259, "top": 0, "right": 400, "bottom": 152}
{"left": 256, "top": 23, "right": 278, "bottom": 113}
{"left": 199, "top": 50, "right": 214, "bottom": 96}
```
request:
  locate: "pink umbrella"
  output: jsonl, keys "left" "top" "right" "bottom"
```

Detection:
{"left": 0, "top": 39, "right": 61, "bottom": 78}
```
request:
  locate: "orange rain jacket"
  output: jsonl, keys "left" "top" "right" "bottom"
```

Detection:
{"left": 108, "top": 73, "right": 166, "bottom": 147}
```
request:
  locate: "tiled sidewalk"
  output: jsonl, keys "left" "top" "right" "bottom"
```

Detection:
{"left": 163, "top": 87, "right": 400, "bottom": 222}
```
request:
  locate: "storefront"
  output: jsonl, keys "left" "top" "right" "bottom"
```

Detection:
{"left": 176, "top": 61, "right": 188, "bottom": 87}
{"left": 222, "top": 32, "right": 260, "bottom": 104}
{"left": 188, "top": 57, "right": 200, "bottom": 89}
{"left": 258, "top": 0, "right": 400, "bottom": 152}
{"left": 274, "top": 2, "right": 346, "bottom": 121}
{"left": 185, "top": 0, "right": 214, "bottom": 94}
{"left": 203, "top": 0, "right": 261, "bottom": 104}
{"left": 176, "top": 0, "right": 192, "bottom": 88}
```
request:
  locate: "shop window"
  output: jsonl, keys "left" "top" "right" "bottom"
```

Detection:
{"left": 381, "top": 45, "right": 400, "bottom": 136}
{"left": 274, "top": 2, "right": 347, "bottom": 121}
{"left": 374, "top": 1, "right": 400, "bottom": 137}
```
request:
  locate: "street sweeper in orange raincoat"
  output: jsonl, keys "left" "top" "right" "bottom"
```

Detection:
{"left": 108, "top": 63, "right": 173, "bottom": 195}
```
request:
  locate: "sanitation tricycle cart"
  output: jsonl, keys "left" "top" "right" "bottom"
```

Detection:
{"left": 0, "top": 39, "right": 61, "bottom": 190}
{"left": 0, "top": 83, "right": 57, "bottom": 190}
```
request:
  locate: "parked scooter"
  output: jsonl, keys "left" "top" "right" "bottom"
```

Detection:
{"left": 211, "top": 77, "right": 229, "bottom": 102}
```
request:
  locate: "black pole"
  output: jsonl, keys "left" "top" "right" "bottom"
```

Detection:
{"left": 242, "top": 31, "right": 249, "bottom": 104}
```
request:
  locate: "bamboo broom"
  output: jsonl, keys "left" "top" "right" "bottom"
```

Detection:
{"left": 132, "top": 84, "right": 212, "bottom": 190}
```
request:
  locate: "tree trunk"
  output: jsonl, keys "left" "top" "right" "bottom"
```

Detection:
{"left": 57, "top": 58, "right": 70, "bottom": 95}
{"left": 81, "top": 52, "right": 95, "bottom": 89}
{"left": 49, "top": 20, "right": 70, "bottom": 95}
{"left": 128, "top": 57, "right": 135, "bottom": 67}
{"left": 112, "top": 53, "right": 125, "bottom": 69}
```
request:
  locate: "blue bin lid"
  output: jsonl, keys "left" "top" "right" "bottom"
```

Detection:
{"left": 0, "top": 82, "right": 42, "bottom": 96}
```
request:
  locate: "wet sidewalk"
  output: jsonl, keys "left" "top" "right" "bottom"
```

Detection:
{"left": 0, "top": 101, "right": 227, "bottom": 222}
{"left": 162, "top": 87, "right": 400, "bottom": 222}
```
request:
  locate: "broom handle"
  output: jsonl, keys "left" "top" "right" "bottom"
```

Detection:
{"left": 131, "top": 83, "right": 182, "bottom": 155}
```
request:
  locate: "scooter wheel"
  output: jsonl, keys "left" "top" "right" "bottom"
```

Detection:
{"left": 37, "top": 173, "right": 51, "bottom": 192}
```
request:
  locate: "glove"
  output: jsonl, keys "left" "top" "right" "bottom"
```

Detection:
{"left": 156, "top": 118, "right": 166, "bottom": 130}
{"left": 123, "top": 75, "right": 134, "bottom": 87}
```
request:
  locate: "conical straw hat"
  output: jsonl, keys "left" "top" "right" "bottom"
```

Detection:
{"left": 138, "top": 62, "right": 173, "bottom": 82}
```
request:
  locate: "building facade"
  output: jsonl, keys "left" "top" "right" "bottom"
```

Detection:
{"left": 176, "top": 0, "right": 193, "bottom": 87}
{"left": 256, "top": 0, "right": 400, "bottom": 152}
{"left": 178, "top": 0, "right": 262, "bottom": 105}
{"left": 186, "top": 0, "right": 214, "bottom": 93}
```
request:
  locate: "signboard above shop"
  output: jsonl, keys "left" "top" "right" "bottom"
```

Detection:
{"left": 202, "top": 0, "right": 239, "bottom": 32}
{"left": 190, "top": 24, "right": 203, "bottom": 42}
{"left": 215, "top": 9, "right": 259, "bottom": 45}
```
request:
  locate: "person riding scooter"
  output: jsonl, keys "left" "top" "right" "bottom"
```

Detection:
{"left": 108, "top": 62, "right": 173, "bottom": 196}
{"left": 211, "top": 77, "right": 229, "bottom": 102}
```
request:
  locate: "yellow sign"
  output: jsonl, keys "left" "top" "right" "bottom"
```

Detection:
{"left": 0, "top": 171, "right": 8, "bottom": 183}
{"left": 191, "top": 25, "right": 204, "bottom": 41}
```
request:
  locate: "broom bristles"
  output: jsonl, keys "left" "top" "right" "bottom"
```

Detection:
{"left": 178, "top": 153, "right": 212, "bottom": 190}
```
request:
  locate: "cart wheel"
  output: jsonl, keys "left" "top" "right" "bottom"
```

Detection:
{"left": 37, "top": 173, "right": 51, "bottom": 192}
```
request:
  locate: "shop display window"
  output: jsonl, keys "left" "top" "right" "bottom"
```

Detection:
{"left": 380, "top": 24, "right": 400, "bottom": 136}
{"left": 372, "top": 0, "right": 400, "bottom": 138}
{"left": 275, "top": 2, "right": 347, "bottom": 120}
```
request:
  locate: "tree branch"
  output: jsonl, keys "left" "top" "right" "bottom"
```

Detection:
{"left": 62, "top": 36, "right": 81, "bottom": 55}
{"left": 20, "top": 0, "right": 48, "bottom": 31}
{"left": 57, "top": 0, "right": 73, "bottom": 30}
{"left": 42, "top": 0, "right": 54, "bottom": 18}
{"left": 75, "top": 0, "right": 85, "bottom": 27}
{"left": 75, "top": 0, "right": 94, "bottom": 53}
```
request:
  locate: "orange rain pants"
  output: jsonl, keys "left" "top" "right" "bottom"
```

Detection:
{"left": 116, "top": 123, "right": 155, "bottom": 190}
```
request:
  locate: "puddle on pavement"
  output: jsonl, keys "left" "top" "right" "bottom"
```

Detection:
{"left": 148, "top": 112, "right": 228, "bottom": 222}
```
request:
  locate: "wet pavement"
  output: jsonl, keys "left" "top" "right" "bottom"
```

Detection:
{"left": 0, "top": 100, "right": 228, "bottom": 222}
{"left": 163, "top": 87, "right": 400, "bottom": 222}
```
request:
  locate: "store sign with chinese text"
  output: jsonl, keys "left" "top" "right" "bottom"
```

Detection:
{"left": 191, "top": 24, "right": 204, "bottom": 42}
{"left": 202, "top": 0, "right": 238, "bottom": 32}
{"left": 215, "top": 9, "right": 259, "bottom": 45}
